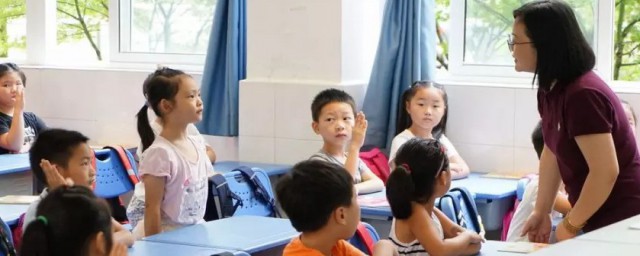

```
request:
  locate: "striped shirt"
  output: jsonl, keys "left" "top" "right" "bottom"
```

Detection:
{"left": 389, "top": 212, "right": 443, "bottom": 256}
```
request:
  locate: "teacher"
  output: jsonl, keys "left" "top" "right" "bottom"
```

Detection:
{"left": 510, "top": 0, "right": 640, "bottom": 242}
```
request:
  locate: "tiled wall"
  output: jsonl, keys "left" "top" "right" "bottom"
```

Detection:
{"left": 22, "top": 67, "right": 640, "bottom": 174}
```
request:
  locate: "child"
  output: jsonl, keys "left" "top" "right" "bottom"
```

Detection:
{"left": 277, "top": 160, "right": 397, "bottom": 256}
{"left": 309, "top": 89, "right": 384, "bottom": 194}
{"left": 132, "top": 67, "right": 211, "bottom": 238}
{"left": 0, "top": 63, "right": 46, "bottom": 154}
{"left": 389, "top": 81, "right": 469, "bottom": 180}
{"left": 135, "top": 67, "right": 216, "bottom": 163}
{"left": 387, "top": 138, "right": 483, "bottom": 256}
{"left": 21, "top": 186, "right": 128, "bottom": 256}
{"left": 22, "top": 128, "right": 134, "bottom": 247}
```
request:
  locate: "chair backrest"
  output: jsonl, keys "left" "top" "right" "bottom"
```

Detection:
{"left": 94, "top": 148, "right": 138, "bottom": 198}
{"left": 209, "top": 168, "right": 277, "bottom": 218}
{"left": 348, "top": 222, "right": 380, "bottom": 255}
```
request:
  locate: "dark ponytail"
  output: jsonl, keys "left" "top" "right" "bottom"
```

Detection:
{"left": 137, "top": 105, "right": 155, "bottom": 152}
{"left": 386, "top": 165, "right": 416, "bottom": 219}
{"left": 137, "top": 67, "right": 189, "bottom": 152}
{"left": 386, "top": 138, "right": 449, "bottom": 220}
{"left": 395, "top": 81, "right": 449, "bottom": 139}
{"left": 21, "top": 186, "right": 113, "bottom": 256}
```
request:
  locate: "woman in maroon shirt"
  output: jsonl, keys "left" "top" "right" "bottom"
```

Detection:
{"left": 510, "top": 0, "right": 640, "bottom": 242}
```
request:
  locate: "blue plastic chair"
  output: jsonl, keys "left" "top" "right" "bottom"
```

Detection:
{"left": 223, "top": 168, "right": 277, "bottom": 217}
{"left": 0, "top": 217, "right": 15, "bottom": 256}
{"left": 348, "top": 222, "right": 380, "bottom": 254}
{"left": 94, "top": 148, "right": 138, "bottom": 198}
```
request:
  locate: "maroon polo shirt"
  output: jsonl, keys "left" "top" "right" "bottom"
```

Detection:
{"left": 538, "top": 71, "right": 640, "bottom": 232}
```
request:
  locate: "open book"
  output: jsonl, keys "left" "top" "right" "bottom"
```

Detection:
{"left": 0, "top": 195, "right": 39, "bottom": 204}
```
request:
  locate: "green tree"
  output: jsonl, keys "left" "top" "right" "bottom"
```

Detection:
{"left": 614, "top": 0, "right": 640, "bottom": 81}
{"left": 57, "top": 0, "right": 108, "bottom": 60}
{"left": 0, "top": 0, "right": 26, "bottom": 58}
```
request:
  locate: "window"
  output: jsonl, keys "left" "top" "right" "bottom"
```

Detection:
{"left": 55, "top": 0, "right": 109, "bottom": 63}
{"left": 0, "top": 0, "right": 27, "bottom": 60}
{"left": 113, "top": 0, "right": 216, "bottom": 64}
{"left": 439, "top": 0, "right": 640, "bottom": 82}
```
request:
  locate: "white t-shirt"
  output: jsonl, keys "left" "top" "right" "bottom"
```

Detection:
{"left": 22, "top": 189, "right": 48, "bottom": 233}
{"left": 388, "top": 129, "right": 459, "bottom": 164}
{"left": 138, "top": 136, "right": 211, "bottom": 226}
{"left": 389, "top": 211, "right": 443, "bottom": 256}
{"left": 136, "top": 108, "right": 204, "bottom": 160}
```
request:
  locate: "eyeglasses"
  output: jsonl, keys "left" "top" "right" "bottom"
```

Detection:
{"left": 507, "top": 34, "right": 533, "bottom": 52}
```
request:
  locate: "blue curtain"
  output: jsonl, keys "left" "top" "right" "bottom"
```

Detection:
{"left": 362, "top": 0, "right": 437, "bottom": 150}
{"left": 197, "top": 0, "right": 246, "bottom": 136}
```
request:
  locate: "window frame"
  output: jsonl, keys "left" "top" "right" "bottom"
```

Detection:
{"left": 446, "top": 0, "right": 624, "bottom": 85}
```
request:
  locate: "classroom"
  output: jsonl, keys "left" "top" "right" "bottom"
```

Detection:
{"left": 1, "top": 0, "right": 640, "bottom": 255}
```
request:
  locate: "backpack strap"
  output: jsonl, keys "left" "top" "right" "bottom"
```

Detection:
{"left": 234, "top": 166, "right": 280, "bottom": 218}
{"left": 0, "top": 217, "right": 16, "bottom": 256}
{"left": 104, "top": 146, "right": 139, "bottom": 185}
{"left": 449, "top": 187, "right": 484, "bottom": 234}
{"left": 209, "top": 174, "right": 243, "bottom": 219}
{"left": 356, "top": 222, "right": 375, "bottom": 255}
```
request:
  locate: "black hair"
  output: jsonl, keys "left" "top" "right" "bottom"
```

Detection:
{"left": 531, "top": 120, "right": 544, "bottom": 159}
{"left": 29, "top": 129, "right": 90, "bottom": 187}
{"left": 21, "top": 186, "right": 113, "bottom": 256}
{"left": 396, "top": 81, "right": 448, "bottom": 139}
{"left": 387, "top": 138, "right": 449, "bottom": 219}
{"left": 0, "top": 63, "right": 26, "bottom": 87}
{"left": 137, "top": 67, "right": 190, "bottom": 152}
{"left": 621, "top": 99, "right": 637, "bottom": 127}
{"left": 310, "top": 89, "right": 357, "bottom": 122}
{"left": 276, "top": 160, "right": 354, "bottom": 232}
{"left": 513, "top": 0, "right": 595, "bottom": 91}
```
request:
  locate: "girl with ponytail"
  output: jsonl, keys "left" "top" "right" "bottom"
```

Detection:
{"left": 386, "top": 138, "right": 483, "bottom": 256}
{"left": 128, "top": 67, "right": 212, "bottom": 239}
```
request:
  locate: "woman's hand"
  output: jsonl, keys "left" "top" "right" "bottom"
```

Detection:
{"left": 521, "top": 211, "right": 552, "bottom": 243}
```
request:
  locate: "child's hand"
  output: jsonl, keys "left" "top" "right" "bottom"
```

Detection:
{"left": 350, "top": 111, "right": 368, "bottom": 150}
{"left": 458, "top": 230, "right": 485, "bottom": 244}
{"left": 40, "top": 159, "right": 74, "bottom": 189}
{"left": 14, "top": 87, "right": 25, "bottom": 111}
{"left": 108, "top": 241, "right": 128, "bottom": 256}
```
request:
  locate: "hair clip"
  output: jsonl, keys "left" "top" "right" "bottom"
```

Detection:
{"left": 37, "top": 215, "right": 48, "bottom": 226}
{"left": 401, "top": 163, "right": 412, "bottom": 174}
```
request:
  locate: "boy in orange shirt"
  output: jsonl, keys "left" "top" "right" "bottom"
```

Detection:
{"left": 277, "top": 160, "right": 398, "bottom": 256}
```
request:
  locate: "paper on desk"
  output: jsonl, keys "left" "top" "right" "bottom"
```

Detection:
{"left": 0, "top": 195, "right": 39, "bottom": 204}
{"left": 497, "top": 242, "right": 548, "bottom": 254}
{"left": 357, "top": 197, "right": 389, "bottom": 208}
{"left": 629, "top": 221, "right": 640, "bottom": 230}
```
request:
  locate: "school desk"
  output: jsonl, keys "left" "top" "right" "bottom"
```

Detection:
{"left": 144, "top": 216, "right": 299, "bottom": 254}
{"left": 213, "top": 161, "right": 291, "bottom": 177}
{"left": 0, "top": 203, "right": 29, "bottom": 226}
{"left": 529, "top": 238, "right": 640, "bottom": 255}
{"left": 128, "top": 240, "right": 249, "bottom": 256}
{"left": 575, "top": 214, "right": 640, "bottom": 245}
{"left": 0, "top": 153, "right": 33, "bottom": 196}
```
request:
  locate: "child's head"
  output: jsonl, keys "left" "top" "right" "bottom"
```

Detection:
{"left": 311, "top": 89, "right": 357, "bottom": 147}
{"left": 387, "top": 138, "right": 450, "bottom": 219}
{"left": 0, "top": 63, "right": 26, "bottom": 108}
{"left": 396, "top": 81, "right": 448, "bottom": 139}
{"left": 532, "top": 120, "right": 544, "bottom": 159}
{"left": 29, "top": 128, "right": 95, "bottom": 188}
{"left": 276, "top": 160, "right": 360, "bottom": 239}
{"left": 21, "top": 186, "right": 114, "bottom": 256}
{"left": 137, "top": 67, "right": 203, "bottom": 151}
{"left": 621, "top": 100, "right": 637, "bottom": 135}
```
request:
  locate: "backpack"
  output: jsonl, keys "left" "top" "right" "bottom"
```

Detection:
{"left": 348, "top": 222, "right": 379, "bottom": 255}
{"left": 0, "top": 217, "right": 16, "bottom": 256}
{"left": 359, "top": 148, "right": 391, "bottom": 183}
{"left": 204, "top": 167, "right": 279, "bottom": 221}
{"left": 437, "top": 187, "right": 485, "bottom": 235}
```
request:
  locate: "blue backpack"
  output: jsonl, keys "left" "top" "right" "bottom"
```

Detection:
{"left": 0, "top": 217, "right": 16, "bottom": 256}
{"left": 437, "top": 187, "right": 484, "bottom": 234}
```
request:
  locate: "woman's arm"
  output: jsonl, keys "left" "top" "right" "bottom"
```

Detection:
{"left": 534, "top": 145, "right": 562, "bottom": 215}
{"left": 143, "top": 175, "right": 166, "bottom": 237}
{"left": 567, "top": 133, "right": 619, "bottom": 227}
